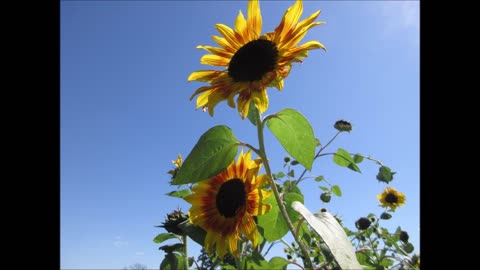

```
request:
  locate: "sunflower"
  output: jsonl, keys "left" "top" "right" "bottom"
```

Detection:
{"left": 167, "top": 153, "right": 182, "bottom": 177}
{"left": 377, "top": 187, "right": 406, "bottom": 211}
{"left": 188, "top": 0, "right": 326, "bottom": 118}
{"left": 183, "top": 149, "right": 272, "bottom": 258}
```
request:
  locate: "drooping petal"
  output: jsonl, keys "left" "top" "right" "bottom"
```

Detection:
{"left": 200, "top": 54, "right": 230, "bottom": 66}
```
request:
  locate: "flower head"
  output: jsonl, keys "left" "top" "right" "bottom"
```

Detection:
{"left": 355, "top": 217, "right": 372, "bottom": 230}
{"left": 189, "top": 0, "right": 325, "bottom": 118}
{"left": 167, "top": 153, "right": 182, "bottom": 178}
{"left": 377, "top": 187, "right": 406, "bottom": 211}
{"left": 183, "top": 149, "right": 272, "bottom": 258}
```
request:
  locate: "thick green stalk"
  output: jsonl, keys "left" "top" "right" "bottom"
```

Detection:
{"left": 182, "top": 234, "right": 189, "bottom": 270}
{"left": 254, "top": 112, "right": 314, "bottom": 270}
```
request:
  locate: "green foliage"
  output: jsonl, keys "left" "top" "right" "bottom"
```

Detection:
{"left": 160, "top": 253, "right": 183, "bottom": 270}
{"left": 266, "top": 108, "right": 316, "bottom": 171}
{"left": 165, "top": 189, "right": 191, "bottom": 198}
{"left": 376, "top": 166, "right": 396, "bottom": 183}
{"left": 353, "top": 154, "right": 364, "bottom": 163}
{"left": 172, "top": 125, "right": 238, "bottom": 185}
{"left": 159, "top": 243, "right": 185, "bottom": 254}
{"left": 331, "top": 185, "right": 342, "bottom": 197}
{"left": 333, "top": 148, "right": 361, "bottom": 173}
{"left": 247, "top": 100, "right": 260, "bottom": 126}
{"left": 153, "top": 233, "right": 179, "bottom": 244}
{"left": 177, "top": 220, "right": 206, "bottom": 246}
{"left": 257, "top": 195, "right": 289, "bottom": 241}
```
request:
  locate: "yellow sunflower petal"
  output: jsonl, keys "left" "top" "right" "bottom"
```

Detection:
{"left": 295, "top": 9, "right": 322, "bottom": 31}
{"left": 200, "top": 54, "right": 230, "bottom": 67}
{"left": 188, "top": 70, "right": 224, "bottom": 82}
{"left": 241, "top": 214, "right": 258, "bottom": 247}
{"left": 216, "top": 235, "right": 227, "bottom": 258}
{"left": 247, "top": 0, "right": 262, "bottom": 40}
{"left": 228, "top": 235, "right": 239, "bottom": 257}
{"left": 251, "top": 87, "right": 269, "bottom": 114}
{"left": 212, "top": 35, "right": 237, "bottom": 53}
{"left": 234, "top": 10, "right": 248, "bottom": 43}
{"left": 280, "top": 0, "right": 303, "bottom": 39}
{"left": 215, "top": 24, "right": 243, "bottom": 50}
{"left": 197, "top": 45, "right": 233, "bottom": 59}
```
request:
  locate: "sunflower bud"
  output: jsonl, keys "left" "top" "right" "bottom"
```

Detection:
{"left": 355, "top": 217, "right": 372, "bottom": 230}
{"left": 320, "top": 192, "right": 331, "bottom": 203}
{"left": 158, "top": 209, "right": 189, "bottom": 235}
{"left": 334, "top": 120, "right": 352, "bottom": 132}
{"left": 399, "top": 230, "right": 409, "bottom": 243}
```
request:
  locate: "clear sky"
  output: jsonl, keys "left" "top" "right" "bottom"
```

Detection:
{"left": 60, "top": 1, "right": 419, "bottom": 269}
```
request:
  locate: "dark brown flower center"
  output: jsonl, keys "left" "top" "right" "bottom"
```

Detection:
{"left": 385, "top": 193, "right": 398, "bottom": 204}
{"left": 228, "top": 39, "right": 278, "bottom": 82}
{"left": 216, "top": 179, "right": 247, "bottom": 218}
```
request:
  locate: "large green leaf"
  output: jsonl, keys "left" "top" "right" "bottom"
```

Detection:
{"left": 268, "top": 257, "right": 289, "bottom": 269}
{"left": 172, "top": 125, "right": 238, "bottom": 185}
{"left": 266, "top": 109, "right": 315, "bottom": 171}
{"left": 291, "top": 201, "right": 363, "bottom": 270}
{"left": 333, "top": 148, "right": 361, "bottom": 173}
{"left": 242, "top": 250, "right": 270, "bottom": 269}
{"left": 158, "top": 243, "right": 185, "bottom": 254}
{"left": 159, "top": 253, "right": 184, "bottom": 270}
{"left": 284, "top": 192, "right": 304, "bottom": 222}
{"left": 165, "top": 189, "right": 191, "bottom": 198}
{"left": 257, "top": 195, "right": 288, "bottom": 241}
{"left": 153, "top": 233, "right": 179, "bottom": 244}
{"left": 331, "top": 185, "right": 342, "bottom": 197}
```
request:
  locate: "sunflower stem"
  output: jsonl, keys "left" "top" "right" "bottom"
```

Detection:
{"left": 182, "top": 234, "right": 189, "bottom": 270}
{"left": 255, "top": 111, "right": 314, "bottom": 270}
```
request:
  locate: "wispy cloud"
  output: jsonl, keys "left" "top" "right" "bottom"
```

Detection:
{"left": 380, "top": 1, "right": 419, "bottom": 34}
{"left": 113, "top": 236, "right": 129, "bottom": 248}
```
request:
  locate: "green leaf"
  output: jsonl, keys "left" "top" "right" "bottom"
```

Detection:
{"left": 266, "top": 109, "right": 315, "bottom": 171}
{"left": 283, "top": 180, "right": 301, "bottom": 194}
{"left": 353, "top": 154, "right": 364, "bottom": 163}
{"left": 165, "top": 189, "right": 191, "bottom": 198}
{"left": 333, "top": 148, "right": 361, "bottom": 173}
{"left": 291, "top": 201, "right": 363, "bottom": 270}
{"left": 178, "top": 220, "right": 206, "bottom": 246}
{"left": 172, "top": 125, "right": 238, "bottom": 185}
{"left": 319, "top": 186, "right": 329, "bottom": 191}
{"left": 380, "top": 212, "right": 392, "bottom": 220}
{"left": 160, "top": 253, "right": 183, "bottom": 270}
{"left": 284, "top": 192, "right": 304, "bottom": 222}
{"left": 276, "top": 172, "right": 285, "bottom": 179}
{"left": 268, "top": 257, "right": 289, "bottom": 269}
{"left": 257, "top": 195, "right": 289, "bottom": 241}
{"left": 403, "top": 242, "right": 414, "bottom": 253}
{"left": 315, "top": 176, "right": 325, "bottom": 182}
{"left": 376, "top": 166, "right": 396, "bottom": 183}
{"left": 159, "top": 243, "right": 185, "bottom": 254}
{"left": 331, "top": 185, "right": 342, "bottom": 197}
{"left": 153, "top": 233, "right": 179, "bottom": 244}
{"left": 287, "top": 169, "right": 295, "bottom": 177}
{"left": 247, "top": 100, "right": 260, "bottom": 126}
{"left": 242, "top": 250, "right": 270, "bottom": 269}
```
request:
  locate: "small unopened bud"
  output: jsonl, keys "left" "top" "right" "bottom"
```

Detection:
{"left": 334, "top": 120, "right": 352, "bottom": 132}
{"left": 320, "top": 192, "right": 331, "bottom": 203}
{"left": 399, "top": 230, "right": 409, "bottom": 243}
{"left": 355, "top": 217, "right": 372, "bottom": 230}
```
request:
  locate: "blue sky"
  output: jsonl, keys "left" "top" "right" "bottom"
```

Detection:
{"left": 61, "top": 1, "right": 419, "bottom": 269}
